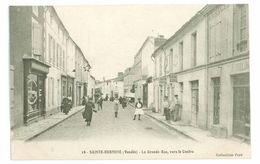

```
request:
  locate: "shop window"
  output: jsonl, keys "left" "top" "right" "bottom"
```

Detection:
{"left": 27, "top": 74, "right": 38, "bottom": 112}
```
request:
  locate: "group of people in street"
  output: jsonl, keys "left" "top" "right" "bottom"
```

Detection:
{"left": 113, "top": 96, "right": 129, "bottom": 118}
{"left": 163, "top": 95, "right": 181, "bottom": 122}
{"left": 81, "top": 94, "right": 146, "bottom": 126}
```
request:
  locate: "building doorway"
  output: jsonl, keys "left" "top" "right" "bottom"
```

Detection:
{"left": 233, "top": 73, "right": 250, "bottom": 140}
{"left": 191, "top": 81, "right": 199, "bottom": 126}
{"left": 212, "top": 77, "right": 220, "bottom": 124}
{"left": 143, "top": 83, "right": 148, "bottom": 108}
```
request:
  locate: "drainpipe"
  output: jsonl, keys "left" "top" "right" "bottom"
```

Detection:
{"left": 205, "top": 13, "right": 209, "bottom": 130}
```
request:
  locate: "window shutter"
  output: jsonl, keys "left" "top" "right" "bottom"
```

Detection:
{"left": 32, "top": 23, "right": 42, "bottom": 56}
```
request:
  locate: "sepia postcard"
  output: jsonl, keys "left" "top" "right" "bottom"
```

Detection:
{"left": 10, "top": 4, "right": 250, "bottom": 160}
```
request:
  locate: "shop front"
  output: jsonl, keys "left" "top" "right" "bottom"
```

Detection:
{"left": 23, "top": 57, "right": 49, "bottom": 124}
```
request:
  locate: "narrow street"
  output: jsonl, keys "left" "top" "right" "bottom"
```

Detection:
{"left": 31, "top": 101, "right": 193, "bottom": 148}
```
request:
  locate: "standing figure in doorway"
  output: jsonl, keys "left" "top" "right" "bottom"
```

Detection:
{"left": 163, "top": 96, "right": 170, "bottom": 121}
{"left": 173, "top": 95, "right": 181, "bottom": 121}
{"left": 133, "top": 98, "right": 144, "bottom": 120}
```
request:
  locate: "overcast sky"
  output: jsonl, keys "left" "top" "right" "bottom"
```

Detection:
{"left": 54, "top": 5, "right": 204, "bottom": 81}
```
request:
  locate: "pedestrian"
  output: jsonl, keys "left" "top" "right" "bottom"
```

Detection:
{"left": 114, "top": 97, "right": 119, "bottom": 118}
{"left": 82, "top": 96, "right": 86, "bottom": 106}
{"left": 119, "top": 96, "right": 123, "bottom": 104}
{"left": 82, "top": 97, "right": 96, "bottom": 126}
{"left": 61, "top": 97, "right": 70, "bottom": 115}
{"left": 169, "top": 100, "right": 175, "bottom": 121}
{"left": 173, "top": 95, "right": 181, "bottom": 121}
{"left": 133, "top": 98, "right": 144, "bottom": 120}
{"left": 122, "top": 97, "right": 127, "bottom": 109}
{"left": 163, "top": 96, "right": 170, "bottom": 121}
{"left": 97, "top": 96, "right": 103, "bottom": 110}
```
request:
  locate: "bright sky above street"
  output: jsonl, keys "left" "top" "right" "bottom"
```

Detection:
{"left": 55, "top": 5, "right": 204, "bottom": 80}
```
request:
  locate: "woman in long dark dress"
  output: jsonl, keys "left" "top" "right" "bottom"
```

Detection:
{"left": 83, "top": 98, "right": 96, "bottom": 126}
{"left": 62, "top": 97, "right": 70, "bottom": 115}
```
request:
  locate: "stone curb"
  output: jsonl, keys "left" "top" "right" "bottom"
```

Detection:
{"left": 144, "top": 113, "right": 198, "bottom": 142}
{"left": 128, "top": 102, "right": 197, "bottom": 141}
{"left": 25, "top": 107, "right": 85, "bottom": 142}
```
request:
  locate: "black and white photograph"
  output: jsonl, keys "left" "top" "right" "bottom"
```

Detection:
{"left": 6, "top": 1, "right": 253, "bottom": 160}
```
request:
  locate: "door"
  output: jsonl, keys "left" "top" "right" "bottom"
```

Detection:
{"left": 213, "top": 78, "right": 220, "bottom": 124}
{"left": 233, "top": 74, "right": 250, "bottom": 139}
{"left": 38, "top": 75, "right": 45, "bottom": 116}
{"left": 191, "top": 81, "right": 199, "bottom": 126}
{"left": 143, "top": 84, "right": 148, "bottom": 107}
{"left": 76, "top": 86, "right": 81, "bottom": 105}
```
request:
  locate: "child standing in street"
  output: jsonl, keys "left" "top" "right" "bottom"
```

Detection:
{"left": 133, "top": 98, "right": 144, "bottom": 120}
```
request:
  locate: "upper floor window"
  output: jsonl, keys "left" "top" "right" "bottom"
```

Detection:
{"left": 32, "top": 20, "right": 42, "bottom": 59}
{"left": 159, "top": 55, "right": 162, "bottom": 76}
{"left": 169, "top": 49, "right": 173, "bottom": 73}
{"left": 191, "top": 32, "right": 197, "bottom": 67}
{"left": 209, "top": 20, "right": 222, "bottom": 62}
{"left": 32, "top": 6, "right": 38, "bottom": 17}
{"left": 164, "top": 52, "right": 169, "bottom": 74}
{"left": 155, "top": 56, "right": 157, "bottom": 78}
{"left": 179, "top": 41, "right": 183, "bottom": 71}
{"left": 237, "top": 5, "right": 249, "bottom": 53}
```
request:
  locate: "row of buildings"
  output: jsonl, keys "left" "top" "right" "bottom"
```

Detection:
{"left": 10, "top": 6, "right": 96, "bottom": 128}
{"left": 96, "top": 4, "right": 250, "bottom": 140}
{"left": 151, "top": 4, "right": 249, "bottom": 139}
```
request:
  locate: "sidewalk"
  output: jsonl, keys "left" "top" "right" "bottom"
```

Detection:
{"left": 144, "top": 110, "right": 250, "bottom": 145}
{"left": 130, "top": 104, "right": 250, "bottom": 144}
{"left": 12, "top": 105, "right": 85, "bottom": 141}
{"left": 144, "top": 110, "right": 206, "bottom": 142}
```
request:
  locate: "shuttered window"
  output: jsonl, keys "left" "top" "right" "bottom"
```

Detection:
{"left": 32, "top": 22, "right": 42, "bottom": 57}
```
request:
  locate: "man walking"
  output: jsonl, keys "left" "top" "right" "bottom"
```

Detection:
{"left": 97, "top": 96, "right": 103, "bottom": 110}
{"left": 82, "top": 97, "right": 96, "bottom": 126}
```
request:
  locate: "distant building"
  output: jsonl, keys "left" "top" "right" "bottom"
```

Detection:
{"left": 123, "top": 67, "right": 135, "bottom": 98}
{"left": 133, "top": 36, "right": 166, "bottom": 107}
{"left": 96, "top": 73, "right": 124, "bottom": 99}
{"left": 87, "top": 75, "right": 96, "bottom": 100}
